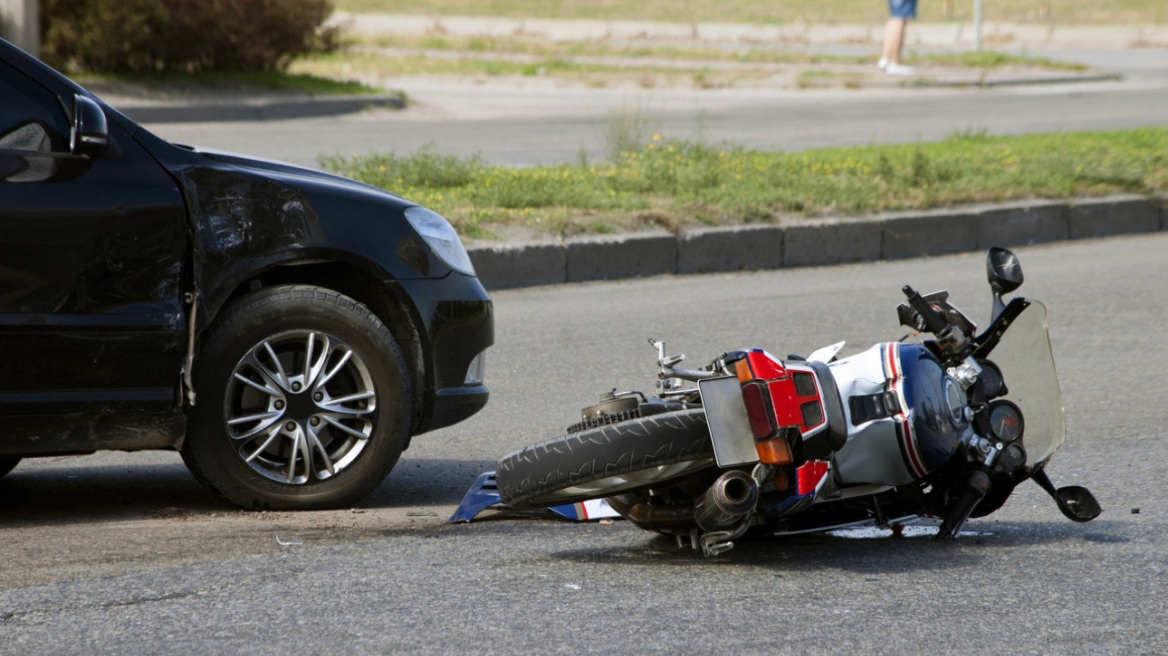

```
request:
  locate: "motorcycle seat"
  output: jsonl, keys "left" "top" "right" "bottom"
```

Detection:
{"left": 806, "top": 361, "right": 848, "bottom": 459}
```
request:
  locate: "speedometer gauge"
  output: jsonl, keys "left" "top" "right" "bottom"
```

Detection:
{"left": 988, "top": 400, "right": 1024, "bottom": 442}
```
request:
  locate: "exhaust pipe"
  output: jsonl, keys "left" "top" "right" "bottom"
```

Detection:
{"left": 606, "top": 494, "right": 697, "bottom": 530}
{"left": 694, "top": 470, "right": 759, "bottom": 532}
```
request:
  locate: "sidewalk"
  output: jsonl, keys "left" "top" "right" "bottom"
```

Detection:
{"left": 86, "top": 78, "right": 404, "bottom": 124}
{"left": 336, "top": 13, "right": 1168, "bottom": 51}
{"left": 94, "top": 55, "right": 1114, "bottom": 124}
{"left": 90, "top": 13, "right": 1149, "bottom": 124}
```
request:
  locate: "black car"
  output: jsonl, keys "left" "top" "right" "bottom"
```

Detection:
{"left": 0, "top": 39, "right": 493, "bottom": 509}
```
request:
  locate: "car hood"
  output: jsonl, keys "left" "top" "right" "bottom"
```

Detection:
{"left": 187, "top": 146, "right": 408, "bottom": 204}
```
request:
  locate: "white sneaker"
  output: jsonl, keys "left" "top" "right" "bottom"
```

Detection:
{"left": 885, "top": 63, "right": 916, "bottom": 76}
{"left": 877, "top": 57, "right": 889, "bottom": 70}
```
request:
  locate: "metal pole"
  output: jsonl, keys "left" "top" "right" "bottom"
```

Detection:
{"left": 973, "top": 0, "right": 983, "bottom": 53}
{"left": 0, "top": 0, "right": 40, "bottom": 57}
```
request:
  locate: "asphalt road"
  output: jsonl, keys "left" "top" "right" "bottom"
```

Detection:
{"left": 2, "top": 235, "right": 1165, "bottom": 654}
{"left": 142, "top": 49, "right": 1168, "bottom": 168}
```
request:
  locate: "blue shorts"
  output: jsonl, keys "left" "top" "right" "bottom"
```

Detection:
{"left": 889, "top": 0, "right": 917, "bottom": 19}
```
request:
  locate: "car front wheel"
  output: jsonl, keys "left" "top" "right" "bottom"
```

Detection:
{"left": 183, "top": 285, "right": 411, "bottom": 510}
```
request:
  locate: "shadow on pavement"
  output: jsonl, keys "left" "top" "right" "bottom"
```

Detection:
{"left": 537, "top": 519, "right": 1132, "bottom": 573}
{"left": 0, "top": 455, "right": 494, "bottom": 527}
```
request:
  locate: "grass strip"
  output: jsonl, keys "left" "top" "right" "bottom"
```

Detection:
{"left": 346, "top": 34, "right": 1088, "bottom": 72}
{"left": 295, "top": 51, "right": 689, "bottom": 80}
{"left": 293, "top": 48, "right": 1085, "bottom": 92}
{"left": 321, "top": 128, "right": 1168, "bottom": 239}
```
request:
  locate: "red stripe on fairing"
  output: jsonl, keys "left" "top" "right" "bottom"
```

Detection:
{"left": 899, "top": 417, "right": 928, "bottom": 479}
{"left": 886, "top": 343, "right": 928, "bottom": 479}
{"left": 883, "top": 343, "right": 898, "bottom": 380}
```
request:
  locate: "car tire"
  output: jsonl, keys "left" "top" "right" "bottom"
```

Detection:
{"left": 183, "top": 285, "right": 412, "bottom": 510}
{"left": 495, "top": 409, "right": 714, "bottom": 508}
{"left": 0, "top": 457, "right": 20, "bottom": 478}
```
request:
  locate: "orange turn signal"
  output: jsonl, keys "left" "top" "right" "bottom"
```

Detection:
{"left": 755, "top": 436, "right": 793, "bottom": 466}
{"left": 736, "top": 359, "right": 752, "bottom": 384}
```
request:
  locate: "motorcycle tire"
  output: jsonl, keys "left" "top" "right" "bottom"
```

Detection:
{"left": 496, "top": 409, "right": 714, "bottom": 508}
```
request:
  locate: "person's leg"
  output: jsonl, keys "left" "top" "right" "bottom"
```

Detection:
{"left": 882, "top": 17, "right": 907, "bottom": 64}
{"left": 883, "top": 0, "right": 916, "bottom": 74}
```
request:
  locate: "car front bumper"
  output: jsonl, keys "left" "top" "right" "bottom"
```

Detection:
{"left": 399, "top": 274, "right": 494, "bottom": 435}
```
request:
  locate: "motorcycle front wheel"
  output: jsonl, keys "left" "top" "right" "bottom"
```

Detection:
{"left": 495, "top": 409, "right": 714, "bottom": 508}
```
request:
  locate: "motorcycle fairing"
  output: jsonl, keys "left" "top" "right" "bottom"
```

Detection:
{"left": 759, "top": 460, "right": 833, "bottom": 517}
{"left": 449, "top": 470, "right": 503, "bottom": 522}
{"left": 830, "top": 343, "right": 965, "bottom": 487}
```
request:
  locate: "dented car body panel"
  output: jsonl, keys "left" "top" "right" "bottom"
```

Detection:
{"left": 0, "top": 40, "right": 492, "bottom": 460}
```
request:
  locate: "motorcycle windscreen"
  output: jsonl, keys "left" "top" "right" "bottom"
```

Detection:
{"left": 990, "top": 300, "right": 1066, "bottom": 468}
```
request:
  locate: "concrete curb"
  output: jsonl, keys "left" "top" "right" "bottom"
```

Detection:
{"left": 678, "top": 224, "right": 783, "bottom": 274}
{"left": 921, "top": 73, "right": 1123, "bottom": 88}
{"left": 467, "top": 195, "right": 1166, "bottom": 290}
{"left": 114, "top": 93, "right": 405, "bottom": 124}
{"left": 566, "top": 232, "right": 677, "bottom": 282}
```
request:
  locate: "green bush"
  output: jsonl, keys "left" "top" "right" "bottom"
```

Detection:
{"left": 41, "top": 0, "right": 339, "bottom": 73}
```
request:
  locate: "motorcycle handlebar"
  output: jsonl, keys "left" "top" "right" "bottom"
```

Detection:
{"left": 937, "top": 470, "right": 992, "bottom": 540}
{"left": 902, "top": 285, "right": 951, "bottom": 335}
{"left": 662, "top": 367, "right": 715, "bottom": 382}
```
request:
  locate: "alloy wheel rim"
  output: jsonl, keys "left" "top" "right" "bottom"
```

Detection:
{"left": 224, "top": 330, "right": 377, "bottom": 485}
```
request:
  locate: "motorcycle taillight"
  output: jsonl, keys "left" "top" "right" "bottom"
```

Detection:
{"left": 741, "top": 381, "right": 775, "bottom": 440}
{"left": 742, "top": 381, "right": 795, "bottom": 465}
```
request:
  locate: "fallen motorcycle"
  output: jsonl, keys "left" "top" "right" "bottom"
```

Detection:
{"left": 456, "top": 247, "right": 1101, "bottom": 555}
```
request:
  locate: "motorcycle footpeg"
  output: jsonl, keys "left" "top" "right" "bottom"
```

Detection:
{"left": 699, "top": 531, "right": 737, "bottom": 557}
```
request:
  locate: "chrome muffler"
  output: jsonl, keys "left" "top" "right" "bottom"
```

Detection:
{"left": 694, "top": 470, "right": 759, "bottom": 533}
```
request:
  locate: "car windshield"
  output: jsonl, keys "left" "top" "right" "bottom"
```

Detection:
{"left": 989, "top": 300, "right": 1066, "bottom": 468}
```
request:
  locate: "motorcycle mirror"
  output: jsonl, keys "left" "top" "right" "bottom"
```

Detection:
{"left": 986, "top": 247, "right": 1023, "bottom": 319}
{"left": 1053, "top": 486, "right": 1103, "bottom": 523}
{"left": 1031, "top": 470, "right": 1102, "bottom": 523}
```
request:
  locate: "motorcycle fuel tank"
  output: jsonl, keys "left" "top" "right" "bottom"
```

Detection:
{"left": 829, "top": 343, "right": 967, "bottom": 487}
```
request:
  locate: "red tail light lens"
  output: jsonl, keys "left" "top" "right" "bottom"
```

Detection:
{"left": 741, "top": 381, "right": 775, "bottom": 440}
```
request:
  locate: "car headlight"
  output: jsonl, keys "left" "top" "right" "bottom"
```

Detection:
{"left": 404, "top": 206, "right": 476, "bottom": 276}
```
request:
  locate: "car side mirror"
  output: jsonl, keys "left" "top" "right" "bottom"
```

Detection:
{"left": 71, "top": 94, "right": 108, "bottom": 158}
{"left": 986, "top": 247, "right": 1023, "bottom": 319}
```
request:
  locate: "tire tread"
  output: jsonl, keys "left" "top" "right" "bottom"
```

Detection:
{"left": 496, "top": 409, "right": 712, "bottom": 507}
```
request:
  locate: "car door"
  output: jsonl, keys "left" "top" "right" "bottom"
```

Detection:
{"left": 0, "top": 56, "right": 188, "bottom": 422}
